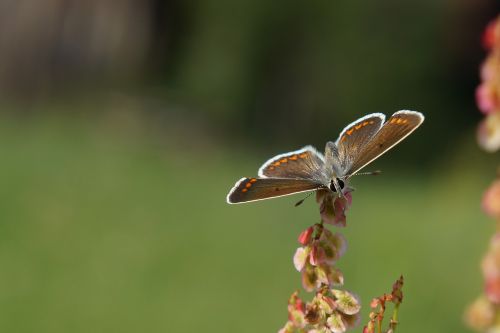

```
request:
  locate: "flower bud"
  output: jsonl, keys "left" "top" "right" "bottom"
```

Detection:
{"left": 298, "top": 226, "right": 314, "bottom": 245}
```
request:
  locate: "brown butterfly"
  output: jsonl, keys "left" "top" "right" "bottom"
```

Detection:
{"left": 227, "top": 110, "right": 424, "bottom": 204}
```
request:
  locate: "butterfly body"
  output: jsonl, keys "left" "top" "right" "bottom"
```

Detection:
{"left": 227, "top": 110, "right": 424, "bottom": 204}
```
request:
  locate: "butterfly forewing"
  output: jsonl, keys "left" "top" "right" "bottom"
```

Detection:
{"left": 346, "top": 110, "right": 424, "bottom": 176}
{"left": 258, "top": 146, "right": 326, "bottom": 182}
{"left": 226, "top": 177, "right": 323, "bottom": 204}
{"left": 335, "top": 113, "right": 385, "bottom": 175}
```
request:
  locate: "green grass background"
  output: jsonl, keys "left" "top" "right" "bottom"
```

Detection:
{"left": 0, "top": 111, "right": 495, "bottom": 333}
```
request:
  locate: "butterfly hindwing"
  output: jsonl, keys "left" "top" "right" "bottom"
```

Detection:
{"left": 258, "top": 146, "right": 326, "bottom": 182}
{"left": 346, "top": 110, "right": 424, "bottom": 176}
{"left": 226, "top": 177, "right": 323, "bottom": 204}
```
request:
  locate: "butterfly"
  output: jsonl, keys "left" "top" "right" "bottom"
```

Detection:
{"left": 226, "top": 110, "right": 424, "bottom": 204}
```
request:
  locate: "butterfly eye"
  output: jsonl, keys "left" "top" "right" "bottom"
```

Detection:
{"left": 329, "top": 179, "right": 345, "bottom": 192}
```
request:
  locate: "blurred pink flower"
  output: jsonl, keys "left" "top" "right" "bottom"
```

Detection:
{"left": 464, "top": 14, "right": 500, "bottom": 333}
{"left": 476, "top": 83, "right": 497, "bottom": 114}
{"left": 476, "top": 15, "right": 500, "bottom": 152}
{"left": 482, "top": 179, "right": 500, "bottom": 218}
{"left": 482, "top": 234, "right": 500, "bottom": 304}
{"left": 485, "top": 277, "right": 500, "bottom": 304}
{"left": 465, "top": 296, "right": 495, "bottom": 331}
{"left": 482, "top": 17, "right": 500, "bottom": 50}
{"left": 478, "top": 112, "right": 500, "bottom": 152}
{"left": 480, "top": 57, "right": 496, "bottom": 81}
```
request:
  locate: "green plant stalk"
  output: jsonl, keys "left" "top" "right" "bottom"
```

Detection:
{"left": 390, "top": 303, "right": 400, "bottom": 332}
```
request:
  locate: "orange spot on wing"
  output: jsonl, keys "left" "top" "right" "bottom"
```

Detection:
{"left": 245, "top": 183, "right": 252, "bottom": 188}
{"left": 362, "top": 121, "right": 369, "bottom": 126}
{"left": 242, "top": 188, "right": 248, "bottom": 193}
{"left": 289, "top": 155, "right": 298, "bottom": 160}
{"left": 346, "top": 129, "right": 354, "bottom": 135}
{"left": 299, "top": 153, "right": 308, "bottom": 158}
{"left": 355, "top": 124, "right": 362, "bottom": 130}
{"left": 402, "top": 119, "right": 408, "bottom": 124}
{"left": 250, "top": 178, "right": 257, "bottom": 183}
{"left": 390, "top": 118, "right": 397, "bottom": 124}
{"left": 280, "top": 158, "right": 288, "bottom": 163}
{"left": 341, "top": 136, "right": 346, "bottom": 142}
{"left": 396, "top": 118, "right": 403, "bottom": 124}
{"left": 274, "top": 162, "right": 281, "bottom": 166}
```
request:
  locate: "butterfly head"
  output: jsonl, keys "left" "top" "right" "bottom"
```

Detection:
{"left": 329, "top": 177, "right": 347, "bottom": 195}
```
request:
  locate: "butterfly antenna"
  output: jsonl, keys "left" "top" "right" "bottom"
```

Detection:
{"left": 351, "top": 170, "right": 382, "bottom": 177}
{"left": 295, "top": 191, "right": 316, "bottom": 207}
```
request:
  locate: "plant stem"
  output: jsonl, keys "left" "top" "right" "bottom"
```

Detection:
{"left": 390, "top": 303, "right": 400, "bottom": 332}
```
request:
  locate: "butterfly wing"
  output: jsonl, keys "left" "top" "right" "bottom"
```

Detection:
{"left": 345, "top": 110, "right": 424, "bottom": 177}
{"left": 334, "top": 113, "right": 386, "bottom": 175}
{"left": 258, "top": 146, "right": 326, "bottom": 182}
{"left": 226, "top": 177, "right": 323, "bottom": 204}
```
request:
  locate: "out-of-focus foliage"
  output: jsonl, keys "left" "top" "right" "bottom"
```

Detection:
{"left": 0, "top": 0, "right": 497, "bottom": 156}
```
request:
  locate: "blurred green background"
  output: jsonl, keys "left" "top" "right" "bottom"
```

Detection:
{"left": 0, "top": 1, "right": 498, "bottom": 332}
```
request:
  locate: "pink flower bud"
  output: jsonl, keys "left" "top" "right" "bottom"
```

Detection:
{"left": 370, "top": 298, "right": 380, "bottom": 308}
{"left": 298, "top": 226, "right": 314, "bottom": 245}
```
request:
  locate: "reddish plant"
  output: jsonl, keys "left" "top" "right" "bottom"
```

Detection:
{"left": 279, "top": 192, "right": 404, "bottom": 333}
{"left": 465, "top": 14, "right": 500, "bottom": 333}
